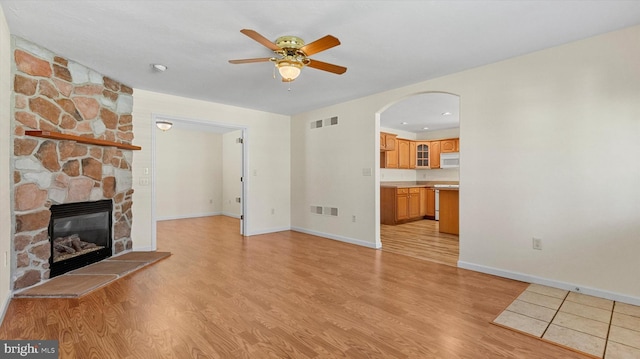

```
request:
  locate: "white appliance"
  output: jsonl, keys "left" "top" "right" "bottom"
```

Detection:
{"left": 440, "top": 152, "right": 460, "bottom": 168}
{"left": 433, "top": 184, "right": 460, "bottom": 220}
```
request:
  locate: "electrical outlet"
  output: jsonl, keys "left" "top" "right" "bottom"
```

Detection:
{"left": 139, "top": 177, "right": 149, "bottom": 186}
{"left": 532, "top": 237, "right": 542, "bottom": 250}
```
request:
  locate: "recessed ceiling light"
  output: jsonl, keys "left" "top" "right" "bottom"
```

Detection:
{"left": 441, "top": 112, "right": 452, "bottom": 116}
{"left": 151, "top": 63, "right": 167, "bottom": 72}
{"left": 423, "top": 127, "right": 429, "bottom": 130}
{"left": 401, "top": 121, "right": 408, "bottom": 125}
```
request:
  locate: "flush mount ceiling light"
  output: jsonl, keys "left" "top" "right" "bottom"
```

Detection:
{"left": 156, "top": 120, "right": 173, "bottom": 131}
{"left": 401, "top": 122, "right": 408, "bottom": 125}
{"left": 151, "top": 63, "right": 167, "bottom": 72}
{"left": 229, "top": 29, "right": 347, "bottom": 83}
{"left": 441, "top": 112, "right": 452, "bottom": 116}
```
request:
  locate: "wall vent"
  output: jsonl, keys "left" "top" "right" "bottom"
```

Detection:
{"left": 310, "top": 119, "right": 323, "bottom": 129}
{"left": 311, "top": 117, "right": 338, "bottom": 129}
{"left": 324, "top": 207, "right": 338, "bottom": 216}
{"left": 310, "top": 205, "right": 323, "bottom": 214}
{"left": 324, "top": 116, "right": 338, "bottom": 126}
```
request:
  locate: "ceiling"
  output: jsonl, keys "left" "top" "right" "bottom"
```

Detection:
{"left": 2, "top": 1, "right": 640, "bottom": 133}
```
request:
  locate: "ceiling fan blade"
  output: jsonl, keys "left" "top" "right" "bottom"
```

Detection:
{"left": 300, "top": 35, "right": 340, "bottom": 56}
{"left": 240, "top": 29, "right": 279, "bottom": 51}
{"left": 228, "top": 57, "right": 272, "bottom": 64}
{"left": 307, "top": 59, "right": 347, "bottom": 75}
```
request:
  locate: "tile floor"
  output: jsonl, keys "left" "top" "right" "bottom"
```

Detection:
{"left": 493, "top": 284, "right": 640, "bottom": 358}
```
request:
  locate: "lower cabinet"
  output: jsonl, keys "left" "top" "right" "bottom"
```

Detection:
{"left": 381, "top": 187, "right": 427, "bottom": 225}
{"left": 421, "top": 187, "right": 436, "bottom": 217}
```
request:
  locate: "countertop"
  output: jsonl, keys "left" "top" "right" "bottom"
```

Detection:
{"left": 380, "top": 181, "right": 459, "bottom": 189}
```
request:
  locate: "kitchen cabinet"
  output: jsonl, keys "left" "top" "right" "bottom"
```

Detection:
{"left": 380, "top": 132, "right": 396, "bottom": 151}
{"left": 397, "top": 139, "right": 411, "bottom": 169}
{"left": 381, "top": 187, "right": 422, "bottom": 224}
{"left": 419, "top": 187, "right": 436, "bottom": 217}
{"left": 409, "top": 141, "right": 416, "bottom": 169}
{"left": 429, "top": 141, "right": 441, "bottom": 169}
{"left": 380, "top": 134, "right": 398, "bottom": 168}
{"left": 441, "top": 138, "right": 459, "bottom": 153}
{"left": 415, "top": 141, "right": 430, "bottom": 168}
{"left": 424, "top": 187, "right": 436, "bottom": 217}
{"left": 438, "top": 189, "right": 459, "bottom": 234}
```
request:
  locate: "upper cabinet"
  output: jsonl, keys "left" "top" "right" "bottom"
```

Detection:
{"left": 380, "top": 132, "right": 458, "bottom": 169}
{"left": 397, "top": 139, "right": 411, "bottom": 169}
{"left": 380, "top": 132, "right": 397, "bottom": 151}
{"left": 415, "top": 142, "right": 430, "bottom": 168}
{"left": 440, "top": 138, "right": 459, "bottom": 153}
{"left": 429, "top": 140, "right": 441, "bottom": 169}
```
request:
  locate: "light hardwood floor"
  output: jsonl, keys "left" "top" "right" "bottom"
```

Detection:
{"left": 0, "top": 216, "right": 589, "bottom": 358}
{"left": 381, "top": 219, "right": 459, "bottom": 267}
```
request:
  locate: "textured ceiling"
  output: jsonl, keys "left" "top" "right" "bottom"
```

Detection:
{"left": 2, "top": 1, "right": 640, "bottom": 133}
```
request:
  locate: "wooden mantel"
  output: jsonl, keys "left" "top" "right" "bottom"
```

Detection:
{"left": 25, "top": 130, "right": 142, "bottom": 151}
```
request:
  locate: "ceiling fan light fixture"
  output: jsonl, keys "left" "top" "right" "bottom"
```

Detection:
{"left": 276, "top": 59, "right": 303, "bottom": 81}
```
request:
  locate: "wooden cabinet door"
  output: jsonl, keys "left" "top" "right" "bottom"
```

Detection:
{"left": 396, "top": 188, "right": 409, "bottom": 221}
{"left": 380, "top": 133, "right": 386, "bottom": 151}
{"left": 415, "top": 142, "right": 429, "bottom": 168}
{"left": 397, "top": 139, "right": 410, "bottom": 169}
{"left": 426, "top": 188, "right": 436, "bottom": 216}
{"left": 441, "top": 139, "right": 458, "bottom": 153}
{"left": 382, "top": 135, "right": 398, "bottom": 168}
{"left": 419, "top": 188, "right": 427, "bottom": 216}
{"left": 429, "top": 141, "right": 441, "bottom": 169}
{"left": 409, "top": 141, "right": 416, "bottom": 169}
{"left": 408, "top": 188, "right": 421, "bottom": 218}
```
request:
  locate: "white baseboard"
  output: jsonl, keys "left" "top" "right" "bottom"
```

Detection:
{"left": 458, "top": 261, "right": 640, "bottom": 306}
{"left": 290, "top": 226, "right": 380, "bottom": 249}
{"left": 0, "top": 292, "right": 10, "bottom": 327}
{"left": 244, "top": 226, "right": 291, "bottom": 236}
{"left": 130, "top": 246, "right": 155, "bottom": 252}
{"left": 156, "top": 212, "right": 222, "bottom": 221}
{"left": 221, "top": 211, "right": 241, "bottom": 219}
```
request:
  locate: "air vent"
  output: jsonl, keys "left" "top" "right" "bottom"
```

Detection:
{"left": 310, "top": 205, "right": 323, "bottom": 214}
{"left": 324, "top": 116, "right": 338, "bottom": 126}
{"left": 324, "top": 207, "right": 338, "bottom": 216}
{"left": 310, "top": 119, "right": 323, "bottom": 129}
{"left": 311, "top": 116, "right": 338, "bottom": 130}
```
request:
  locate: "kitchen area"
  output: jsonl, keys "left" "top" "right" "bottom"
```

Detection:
{"left": 379, "top": 92, "right": 460, "bottom": 266}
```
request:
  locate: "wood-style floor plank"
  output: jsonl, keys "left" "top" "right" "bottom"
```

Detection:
{"left": 0, "top": 216, "right": 589, "bottom": 358}
{"left": 381, "top": 219, "right": 459, "bottom": 266}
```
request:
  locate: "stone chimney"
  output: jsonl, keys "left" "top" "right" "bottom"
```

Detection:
{"left": 11, "top": 37, "right": 136, "bottom": 289}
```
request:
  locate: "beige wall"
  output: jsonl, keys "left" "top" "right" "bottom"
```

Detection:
{"left": 155, "top": 128, "right": 223, "bottom": 220}
{"left": 292, "top": 25, "right": 640, "bottom": 303}
{"left": 0, "top": 5, "right": 11, "bottom": 318}
{"left": 132, "top": 90, "right": 291, "bottom": 250}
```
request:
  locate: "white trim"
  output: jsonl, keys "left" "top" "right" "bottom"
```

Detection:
{"left": 0, "top": 293, "right": 10, "bottom": 327}
{"left": 221, "top": 211, "right": 241, "bottom": 219}
{"left": 156, "top": 212, "right": 222, "bottom": 221}
{"left": 244, "top": 227, "right": 291, "bottom": 236}
{"left": 458, "top": 261, "right": 640, "bottom": 306}
{"left": 291, "top": 227, "right": 381, "bottom": 249}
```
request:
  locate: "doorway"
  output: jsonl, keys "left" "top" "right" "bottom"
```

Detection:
{"left": 151, "top": 115, "right": 247, "bottom": 248}
{"left": 377, "top": 92, "right": 460, "bottom": 266}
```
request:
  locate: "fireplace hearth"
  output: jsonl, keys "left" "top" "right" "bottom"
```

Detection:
{"left": 49, "top": 200, "right": 113, "bottom": 277}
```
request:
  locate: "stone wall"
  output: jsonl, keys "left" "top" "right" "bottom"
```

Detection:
{"left": 11, "top": 37, "right": 135, "bottom": 290}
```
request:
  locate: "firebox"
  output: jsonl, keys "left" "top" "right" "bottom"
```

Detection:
{"left": 48, "top": 199, "right": 113, "bottom": 277}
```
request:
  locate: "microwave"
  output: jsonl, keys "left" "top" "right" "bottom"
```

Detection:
{"left": 440, "top": 152, "right": 460, "bottom": 168}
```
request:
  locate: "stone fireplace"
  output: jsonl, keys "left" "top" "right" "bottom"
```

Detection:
{"left": 11, "top": 37, "right": 137, "bottom": 290}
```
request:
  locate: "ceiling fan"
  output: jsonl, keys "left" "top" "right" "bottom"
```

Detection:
{"left": 228, "top": 29, "right": 347, "bottom": 82}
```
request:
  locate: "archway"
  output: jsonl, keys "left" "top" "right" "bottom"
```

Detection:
{"left": 376, "top": 92, "right": 461, "bottom": 266}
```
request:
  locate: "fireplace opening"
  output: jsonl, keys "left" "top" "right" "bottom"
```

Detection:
{"left": 49, "top": 199, "right": 113, "bottom": 277}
